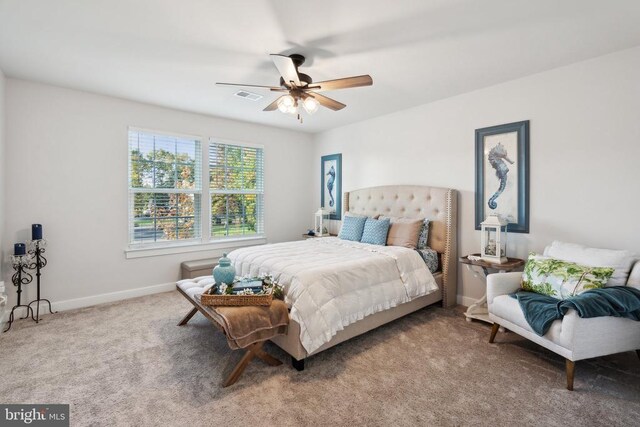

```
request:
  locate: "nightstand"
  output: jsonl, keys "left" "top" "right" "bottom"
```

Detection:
{"left": 459, "top": 254, "right": 524, "bottom": 325}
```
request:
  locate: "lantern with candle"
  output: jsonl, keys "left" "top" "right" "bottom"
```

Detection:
{"left": 314, "top": 208, "right": 330, "bottom": 236}
{"left": 480, "top": 214, "right": 509, "bottom": 264}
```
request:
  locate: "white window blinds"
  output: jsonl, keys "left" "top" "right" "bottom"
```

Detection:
{"left": 128, "top": 129, "right": 202, "bottom": 245}
{"left": 209, "top": 141, "right": 264, "bottom": 238}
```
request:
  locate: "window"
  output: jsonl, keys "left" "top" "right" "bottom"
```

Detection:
{"left": 127, "top": 129, "right": 265, "bottom": 248}
{"left": 209, "top": 141, "right": 264, "bottom": 238}
{"left": 128, "top": 129, "right": 202, "bottom": 245}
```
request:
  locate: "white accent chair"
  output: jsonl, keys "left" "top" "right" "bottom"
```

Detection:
{"left": 487, "top": 247, "right": 640, "bottom": 391}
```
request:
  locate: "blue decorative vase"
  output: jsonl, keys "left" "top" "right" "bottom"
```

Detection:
{"left": 213, "top": 253, "right": 236, "bottom": 285}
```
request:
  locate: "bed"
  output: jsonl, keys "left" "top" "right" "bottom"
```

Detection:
{"left": 227, "top": 185, "right": 457, "bottom": 369}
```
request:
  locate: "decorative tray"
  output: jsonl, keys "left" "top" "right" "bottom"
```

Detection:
{"left": 199, "top": 277, "right": 282, "bottom": 307}
{"left": 200, "top": 292, "right": 273, "bottom": 307}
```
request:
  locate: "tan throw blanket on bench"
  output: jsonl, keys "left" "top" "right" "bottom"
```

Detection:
{"left": 211, "top": 300, "right": 289, "bottom": 350}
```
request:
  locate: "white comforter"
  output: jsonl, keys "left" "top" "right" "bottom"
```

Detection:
{"left": 227, "top": 237, "right": 439, "bottom": 354}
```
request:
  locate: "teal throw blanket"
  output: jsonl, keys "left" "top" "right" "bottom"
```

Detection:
{"left": 511, "top": 287, "right": 640, "bottom": 336}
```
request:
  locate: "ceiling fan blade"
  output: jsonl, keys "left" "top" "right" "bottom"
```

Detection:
{"left": 216, "top": 82, "right": 283, "bottom": 90}
{"left": 307, "top": 92, "right": 346, "bottom": 111}
{"left": 270, "top": 54, "right": 301, "bottom": 87}
{"left": 306, "top": 75, "right": 373, "bottom": 92}
{"left": 263, "top": 96, "right": 284, "bottom": 111}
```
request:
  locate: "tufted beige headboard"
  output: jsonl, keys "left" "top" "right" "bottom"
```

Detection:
{"left": 344, "top": 185, "right": 458, "bottom": 308}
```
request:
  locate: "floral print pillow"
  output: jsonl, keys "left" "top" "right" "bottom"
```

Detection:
{"left": 417, "top": 219, "right": 430, "bottom": 250}
{"left": 522, "top": 254, "right": 614, "bottom": 299}
{"left": 416, "top": 247, "right": 439, "bottom": 273}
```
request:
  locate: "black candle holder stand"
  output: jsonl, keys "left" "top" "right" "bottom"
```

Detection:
{"left": 4, "top": 255, "right": 34, "bottom": 332}
{"left": 27, "top": 239, "right": 55, "bottom": 323}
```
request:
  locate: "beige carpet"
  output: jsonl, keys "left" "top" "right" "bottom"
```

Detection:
{"left": 0, "top": 291, "right": 638, "bottom": 427}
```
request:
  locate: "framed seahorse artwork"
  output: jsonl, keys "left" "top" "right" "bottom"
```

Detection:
{"left": 475, "top": 121, "right": 529, "bottom": 233}
{"left": 321, "top": 153, "right": 342, "bottom": 220}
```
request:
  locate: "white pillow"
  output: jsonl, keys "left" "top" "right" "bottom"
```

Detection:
{"left": 627, "top": 262, "right": 640, "bottom": 290}
{"left": 543, "top": 241, "right": 636, "bottom": 286}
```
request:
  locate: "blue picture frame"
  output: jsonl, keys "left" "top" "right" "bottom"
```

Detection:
{"left": 475, "top": 121, "right": 529, "bottom": 233}
{"left": 321, "top": 153, "right": 342, "bottom": 220}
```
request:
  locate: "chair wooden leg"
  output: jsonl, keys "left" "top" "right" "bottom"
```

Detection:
{"left": 636, "top": 350, "right": 640, "bottom": 361}
{"left": 177, "top": 307, "right": 198, "bottom": 326}
{"left": 489, "top": 323, "right": 500, "bottom": 343}
{"left": 566, "top": 359, "right": 575, "bottom": 391}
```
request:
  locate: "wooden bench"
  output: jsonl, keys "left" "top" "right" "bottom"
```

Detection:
{"left": 176, "top": 278, "right": 287, "bottom": 387}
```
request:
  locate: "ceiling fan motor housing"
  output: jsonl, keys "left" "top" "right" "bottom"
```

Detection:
{"left": 289, "top": 54, "right": 305, "bottom": 67}
{"left": 280, "top": 72, "right": 312, "bottom": 88}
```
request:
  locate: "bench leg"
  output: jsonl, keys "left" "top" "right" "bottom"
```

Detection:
{"left": 255, "top": 347, "right": 283, "bottom": 367}
{"left": 566, "top": 359, "right": 575, "bottom": 391}
{"left": 224, "top": 343, "right": 260, "bottom": 387}
{"left": 291, "top": 357, "right": 305, "bottom": 371}
{"left": 489, "top": 323, "right": 500, "bottom": 343}
{"left": 222, "top": 342, "right": 283, "bottom": 387}
{"left": 177, "top": 307, "right": 198, "bottom": 326}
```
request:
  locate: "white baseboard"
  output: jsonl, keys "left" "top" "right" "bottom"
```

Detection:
{"left": 2, "top": 282, "right": 176, "bottom": 323}
{"left": 456, "top": 294, "right": 477, "bottom": 308}
{"left": 52, "top": 282, "right": 177, "bottom": 312}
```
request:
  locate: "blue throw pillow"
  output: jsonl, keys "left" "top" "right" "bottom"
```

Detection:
{"left": 338, "top": 215, "right": 367, "bottom": 241}
{"left": 360, "top": 218, "right": 390, "bottom": 245}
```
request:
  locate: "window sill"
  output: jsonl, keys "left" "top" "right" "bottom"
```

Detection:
{"left": 124, "top": 236, "right": 267, "bottom": 259}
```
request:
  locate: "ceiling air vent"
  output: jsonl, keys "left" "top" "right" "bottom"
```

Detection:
{"left": 234, "top": 90, "right": 263, "bottom": 101}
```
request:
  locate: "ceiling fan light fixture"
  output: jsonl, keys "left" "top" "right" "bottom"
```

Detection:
{"left": 279, "top": 95, "right": 295, "bottom": 107}
{"left": 277, "top": 94, "right": 297, "bottom": 113}
{"left": 302, "top": 97, "right": 319, "bottom": 114}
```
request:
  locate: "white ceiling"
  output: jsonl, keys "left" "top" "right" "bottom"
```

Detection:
{"left": 1, "top": 0, "right": 640, "bottom": 133}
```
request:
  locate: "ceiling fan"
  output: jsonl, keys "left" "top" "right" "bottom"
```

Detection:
{"left": 216, "top": 54, "right": 373, "bottom": 122}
